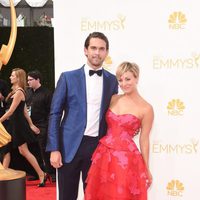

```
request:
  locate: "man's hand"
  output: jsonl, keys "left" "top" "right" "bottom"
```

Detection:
{"left": 50, "top": 151, "right": 63, "bottom": 168}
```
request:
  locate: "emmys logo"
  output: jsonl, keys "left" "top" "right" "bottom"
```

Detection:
{"left": 168, "top": 11, "right": 187, "bottom": 29}
{"left": 80, "top": 15, "right": 126, "bottom": 31}
{"left": 103, "top": 55, "right": 113, "bottom": 71}
{"left": 167, "top": 180, "right": 184, "bottom": 196}
{"left": 153, "top": 53, "right": 200, "bottom": 69}
{"left": 152, "top": 139, "right": 199, "bottom": 154}
{"left": 167, "top": 99, "right": 185, "bottom": 116}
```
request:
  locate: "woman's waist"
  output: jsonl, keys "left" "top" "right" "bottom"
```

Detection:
{"left": 99, "top": 136, "right": 138, "bottom": 152}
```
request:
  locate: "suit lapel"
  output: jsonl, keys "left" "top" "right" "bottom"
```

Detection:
{"left": 100, "top": 69, "right": 110, "bottom": 121}
{"left": 79, "top": 66, "right": 87, "bottom": 115}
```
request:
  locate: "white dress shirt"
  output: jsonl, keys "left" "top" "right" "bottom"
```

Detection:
{"left": 84, "top": 64, "right": 103, "bottom": 137}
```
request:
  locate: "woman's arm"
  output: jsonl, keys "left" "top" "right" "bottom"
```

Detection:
{"left": 140, "top": 104, "right": 154, "bottom": 166}
{"left": 0, "top": 90, "right": 22, "bottom": 123}
{"left": 24, "top": 103, "right": 33, "bottom": 126}
{"left": 139, "top": 104, "right": 154, "bottom": 185}
{"left": 24, "top": 104, "right": 40, "bottom": 134}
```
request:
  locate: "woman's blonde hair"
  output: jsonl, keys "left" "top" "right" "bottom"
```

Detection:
{"left": 116, "top": 61, "right": 140, "bottom": 79}
{"left": 12, "top": 68, "right": 27, "bottom": 90}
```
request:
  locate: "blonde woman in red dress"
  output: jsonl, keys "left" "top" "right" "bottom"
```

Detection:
{"left": 85, "top": 61, "right": 154, "bottom": 200}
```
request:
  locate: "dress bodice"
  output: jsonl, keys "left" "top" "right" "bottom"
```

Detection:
{"left": 7, "top": 98, "right": 25, "bottom": 119}
{"left": 100, "top": 109, "right": 141, "bottom": 151}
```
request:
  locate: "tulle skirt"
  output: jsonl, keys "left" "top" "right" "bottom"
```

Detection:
{"left": 85, "top": 143, "right": 149, "bottom": 200}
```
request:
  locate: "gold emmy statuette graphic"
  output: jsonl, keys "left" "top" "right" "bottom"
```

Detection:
{"left": 0, "top": 121, "right": 23, "bottom": 180}
{"left": 0, "top": 0, "right": 17, "bottom": 70}
{"left": 0, "top": 1, "right": 26, "bottom": 199}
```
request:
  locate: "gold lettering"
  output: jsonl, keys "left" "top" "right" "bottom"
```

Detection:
{"left": 152, "top": 54, "right": 200, "bottom": 69}
{"left": 152, "top": 144, "right": 160, "bottom": 153}
{"left": 152, "top": 140, "right": 199, "bottom": 154}
{"left": 80, "top": 16, "right": 126, "bottom": 32}
{"left": 170, "top": 59, "right": 181, "bottom": 68}
{"left": 160, "top": 59, "right": 170, "bottom": 68}
{"left": 160, "top": 145, "right": 168, "bottom": 153}
{"left": 192, "top": 140, "right": 198, "bottom": 153}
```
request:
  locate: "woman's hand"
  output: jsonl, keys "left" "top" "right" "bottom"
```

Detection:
{"left": 146, "top": 168, "right": 153, "bottom": 188}
{"left": 30, "top": 124, "right": 40, "bottom": 135}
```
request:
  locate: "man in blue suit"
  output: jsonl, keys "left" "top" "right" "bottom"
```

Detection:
{"left": 46, "top": 32, "right": 118, "bottom": 200}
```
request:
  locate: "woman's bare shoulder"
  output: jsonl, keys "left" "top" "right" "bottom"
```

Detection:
{"left": 110, "top": 94, "right": 123, "bottom": 108}
{"left": 140, "top": 97, "right": 154, "bottom": 115}
{"left": 13, "top": 88, "right": 25, "bottom": 99}
{"left": 110, "top": 94, "right": 122, "bottom": 104}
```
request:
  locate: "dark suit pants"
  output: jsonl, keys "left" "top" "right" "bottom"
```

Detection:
{"left": 58, "top": 136, "right": 99, "bottom": 200}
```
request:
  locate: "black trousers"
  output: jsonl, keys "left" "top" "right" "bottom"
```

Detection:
{"left": 58, "top": 136, "right": 99, "bottom": 200}
{"left": 36, "top": 126, "right": 54, "bottom": 174}
{"left": 29, "top": 126, "right": 55, "bottom": 175}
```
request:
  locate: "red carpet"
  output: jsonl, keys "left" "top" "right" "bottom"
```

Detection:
{"left": 26, "top": 177, "right": 56, "bottom": 200}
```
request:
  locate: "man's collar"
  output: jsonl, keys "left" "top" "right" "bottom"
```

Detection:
{"left": 84, "top": 64, "right": 103, "bottom": 73}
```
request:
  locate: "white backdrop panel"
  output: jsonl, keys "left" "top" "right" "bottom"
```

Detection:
{"left": 54, "top": 1, "right": 200, "bottom": 199}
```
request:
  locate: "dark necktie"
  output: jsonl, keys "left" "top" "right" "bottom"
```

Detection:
{"left": 89, "top": 69, "right": 102, "bottom": 76}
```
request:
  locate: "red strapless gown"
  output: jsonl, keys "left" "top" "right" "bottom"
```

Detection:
{"left": 85, "top": 109, "right": 149, "bottom": 200}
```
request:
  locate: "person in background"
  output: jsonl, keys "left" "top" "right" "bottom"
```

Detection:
{"left": 46, "top": 32, "right": 118, "bottom": 200}
{"left": 0, "top": 68, "right": 48, "bottom": 187}
{"left": 0, "top": 78, "right": 9, "bottom": 118}
{"left": 26, "top": 70, "right": 54, "bottom": 181}
{"left": 85, "top": 61, "right": 154, "bottom": 200}
{"left": 0, "top": 78, "right": 10, "bottom": 168}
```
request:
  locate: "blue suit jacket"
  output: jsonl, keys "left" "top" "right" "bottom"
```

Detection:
{"left": 46, "top": 66, "right": 118, "bottom": 163}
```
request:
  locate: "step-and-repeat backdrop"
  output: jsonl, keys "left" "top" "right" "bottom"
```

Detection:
{"left": 53, "top": 0, "right": 200, "bottom": 199}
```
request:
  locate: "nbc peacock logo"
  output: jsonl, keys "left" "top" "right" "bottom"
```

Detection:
{"left": 167, "top": 99, "right": 185, "bottom": 116}
{"left": 168, "top": 11, "right": 187, "bottom": 29}
{"left": 167, "top": 179, "right": 184, "bottom": 196}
